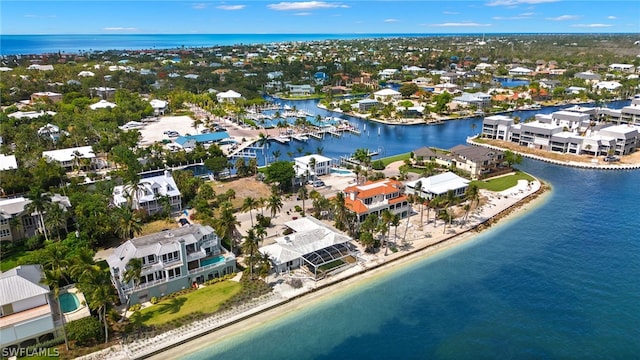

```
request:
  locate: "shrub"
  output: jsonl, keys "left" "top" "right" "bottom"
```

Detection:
{"left": 65, "top": 316, "right": 102, "bottom": 345}
{"left": 371, "top": 160, "right": 385, "bottom": 170}
{"left": 288, "top": 278, "right": 303, "bottom": 289}
{"left": 150, "top": 296, "right": 159, "bottom": 304}
{"left": 129, "top": 304, "right": 142, "bottom": 312}
{"left": 256, "top": 214, "right": 271, "bottom": 228}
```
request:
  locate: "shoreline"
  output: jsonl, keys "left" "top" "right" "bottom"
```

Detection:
{"left": 133, "top": 180, "right": 550, "bottom": 360}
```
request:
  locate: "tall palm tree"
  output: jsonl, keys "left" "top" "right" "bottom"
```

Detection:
{"left": 254, "top": 224, "right": 267, "bottom": 246}
{"left": 42, "top": 268, "right": 69, "bottom": 350}
{"left": 26, "top": 187, "right": 51, "bottom": 242}
{"left": 297, "top": 186, "right": 309, "bottom": 217}
{"left": 308, "top": 157, "right": 317, "bottom": 180}
{"left": 242, "top": 197, "right": 258, "bottom": 227}
{"left": 443, "top": 190, "right": 457, "bottom": 234}
{"left": 242, "top": 228, "right": 259, "bottom": 279}
{"left": 391, "top": 214, "right": 400, "bottom": 247}
{"left": 380, "top": 209, "right": 394, "bottom": 255}
{"left": 414, "top": 181, "right": 424, "bottom": 228}
{"left": 44, "top": 202, "right": 68, "bottom": 241}
{"left": 266, "top": 193, "right": 283, "bottom": 218}
{"left": 121, "top": 258, "right": 142, "bottom": 320}
{"left": 332, "top": 191, "right": 349, "bottom": 232}
{"left": 215, "top": 201, "right": 240, "bottom": 254}
{"left": 272, "top": 150, "right": 281, "bottom": 161}
{"left": 82, "top": 266, "right": 115, "bottom": 343}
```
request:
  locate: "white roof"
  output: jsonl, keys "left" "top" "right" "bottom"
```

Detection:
{"left": 149, "top": 99, "right": 168, "bottom": 109}
{"left": 42, "top": 146, "right": 95, "bottom": 162}
{"left": 374, "top": 88, "right": 401, "bottom": 96}
{"left": 509, "top": 67, "right": 533, "bottom": 73}
{"left": 8, "top": 110, "right": 57, "bottom": 120}
{"left": 407, "top": 172, "right": 470, "bottom": 196}
{"left": 78, "top": 70, "right": 95, "bottom": 77}
{"left": 294, "top": 154, "right": 332, "bottom": 165}
{"left": 0, "top": 154, "right": 18, "bottom": 171}
{"left": 0, "top": 265, "right": 50, "bottom": 305}
{"left": 112, "top": 172, "right": 181, "bottom": 207}
{"left": 89, "top": 99, "right": 117, "bottom": 109}
{"left": 217, "top": 90, "right": 242, "bottom": 99}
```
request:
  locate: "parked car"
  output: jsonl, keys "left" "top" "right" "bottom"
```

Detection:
{"left": 313, "top": 180, "right": 325, "bottom": 188}
{"left": 603, "top": 155, "right": 620, "bottom": 162}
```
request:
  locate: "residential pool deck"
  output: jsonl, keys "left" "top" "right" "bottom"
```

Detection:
{"left": 60, "top": 285, "right": 91, "bottom": 323}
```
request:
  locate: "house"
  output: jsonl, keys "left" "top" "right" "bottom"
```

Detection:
{"left": 8, "top": 111, "right": 57, "bottom": 120}
{"left": 343, "top": 179, "right": 410, "bottom": 223}
{"left": 448, "top": 144, "right": 505, "bottom": 179}
{"left": 173, "top": 132, "right": 230, "bottom": 150}
{"left": 574, "top": 71, "right": 602, "bottom": 83}
{"left": 259, "top": 216, "right": 357, "bottom": 278}
{"left": 216, "top": 90, "right": 242, "bottom": 103}
{"left": 378, "top": 69, "right": 398, "bottom": 80}
{"left": 107, "top": 224, "right": 236, "bottom": 305}
{"left": 609, "top": 64, "right": 635, "bottom": 73}
{"left": 405, "top": 172, "right": 470, "bottom": 200}
{"left": 452, "top": 92, "right": 492, "bottom": 109}
{"left": 595, "top": 81, "right": 622, "bottom": 92}
{"left": 0, "top": 194, "right": 71, "bottom": 242}
{"left": 433, "top": 83, "right": 459, "bottom": 94}
{"left": 0, "top": 154, "right": 18, "bottom": 171}
{"left": 27, "top": 64, "right": 54, "bottom": 71}
{"left": 286, "top": 84, "right": 314, "bottom": 96}
{"left": 412, "top": 147, "right": 437, "bottom": 161}
{"left": 149, "top": 99, "right": 168, "bottom": 115}
{"left": 77, "top": 70, "right": 95, "bottom": 77}
{"left": 89, "top": 99, "right": 117, "bottom": 110}
{"left": 356, "top": 98, "right": 380, "bottom": 112}
{"left": 373, "top": 88, "right": 402, "bottom": 102}
{"left": 482, "top": 115, "right": 515, "bottom": 140}
{"left": 508, "top": 67, "right": 533, "bottom": 76}
{"left": 0, "top": 265, "right": 59, "bottom": 350}
{"left": 30, "top": 92, "right": 62, "bottom": 104}
{"left": 112, "top": 171, "right": 182, "bottom": 215}
{"left": 294, "top": 154, "right": 333, "bottom": 180}
{"left": 90, "top": 87, "right": 116, "bottom": 99}
{"left": 37, "top": 123, "right": 66, "bottom": 142}
{"left": 42, "top": 146, "right": 97, "bottom": 170}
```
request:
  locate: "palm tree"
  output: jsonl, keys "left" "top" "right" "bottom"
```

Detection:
{"left": 380, "top": 209, "right": 394, "bottom": 255}
{"left": 121, "top": 258, "right": 142, "bottom": 320}
{"left": 443, "top": 190, "right": 457, "bottom": 234}
{"left": 272, "top": 150, "right": 281, "bottom": 161}
{"left": 26, "top": 187, "right": 51, "bottom": 242}
{"left": 308, "top": 156, "right": 317, "bottom": 180}
{"left": 391, "top": 214, "right": 400, "bottom": 247}
{"left": 215, "top": 201, "right": 240, "bottom": 254}
{"left": 254, "top": 224, "right": 267, "bottom": 246}
{"left": 82, "top": 266, "right": 115, "bottom": 343}
{"left": 42, "top": 268, "right": 69, "bottom": 350}
{"left": 266, "top": 193, "right": 283, "bottom": 218}
{"left": 242, "top": 197, "right": 258, "bottom": 227}
{"left": 332, "top": 191, "right": 349, "bottom": 231}
{"left": 114, "top": 206, "right": 143, "bottom": 240}
{"left": 316, "top": 146, "right": 324, "bottom": 155}
{"left": 353, "top": 148, "right": 372, "bottom": 170}
{"left": 297, "top": 185, "right": 309, "bottom": 217}
{"left": 44, "top": 202, "right": 68, "bottom": 241}
{"left": 242, "top": 228, "right": 260, "bottom": 279}
{"left": 414, "top": 181, "right": 424, "bottom": 229}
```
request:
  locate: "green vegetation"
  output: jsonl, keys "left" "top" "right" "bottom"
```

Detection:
{"left": 470, "top": 171, "right": 535, "bottom": 191}
{"left": 0, "top": 244, "right": 28, "bottom": 272}
{"left": 380, "top": 152, "right": 411, "bottom": 166}
{"left": 132, "top": 281, "right": 242, "bottom": 327}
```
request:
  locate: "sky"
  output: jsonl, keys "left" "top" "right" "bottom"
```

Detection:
{"left": 1, "top": 0, "right": 639, "bottom": 35}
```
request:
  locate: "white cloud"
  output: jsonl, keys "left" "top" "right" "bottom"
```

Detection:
{"left": 384, "top": 18, "right": 399, "bottom": 23}
{"left": 217, "top": 5, "right": 246, "bottom": 10}
{"left": 607, "top": 16, "right": 617, "bottom": 20}
{"left": 571, "top": 23, "right": 613, "bottom": 28}
{"left": 427, "top": 22, "right": 492, "bottom": 27}
{"left": 486, "top": 0, "right": 557, "bottom": 6}
{"left": 192, "top": 3, "right": 207, "bottom": 9}
{"left": 103, "top": 27, "right": 138, "bottom": 31}
{"left": 267, "top": 1, "right": 349, "bottom": 11}
{"left": 443, "top": 11, "right": 459, "bottom": 15}
{"left": 546, "top": 15, "right": 580, "bottom": 21}
{"left": 493, "top": 12, "right": 534, "bottom": 20}
{"left": 294, "top": 12, "right": 312, "bottom": 16}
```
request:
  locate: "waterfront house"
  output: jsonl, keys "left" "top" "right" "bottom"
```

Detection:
{"left": 342, "top": 179, "right": 410, "bottom": 223}
{"left": 452, "top": 92, "right": 492, "bottom": 109}
{"left": 356, "top": 98, "right": 380, "bottom": 112}
{"left": 0, "top": 265, "right": 58, "bottom": 350}
{"left": 405, "top": 172, "right": 470, "bottom": 200}
{"left": 412, "top": 147, "right": 437, "bottom": 161}
{"left": 112, "top": 171, "right": 182, "bottom": 216}
{"left": 448, "top": 145, "right": 505, "bottom": 179}
{"left": 481, "top": 115, "right": 514, "bottom": 140}
{"left": 259, "top": 217, "right": 357, "bottom": 278}
{"left": 0, "top": 194, "right": 71, "bottom": 243}
{"left": 294, "top": 154, "right": 333, "bottom": 179}
{"left": 286, "top": 84, "right": 314, "bottom": 97}
{"left": 216, "top": 90, "right": 242, "bottom": 103}
{"left": 173, "top": 132, "right": 231, "bottom": 151}
{"left": 42, "top": 146, "right": 98, "bottom": 171}
{"left": 508, "top": 67, "right": 533, "bottom": 76}
{"left": 373, "top": 88, "right": 402, "bottom": 102}
{"left": 107, "top": 224, "right": 236, "bottom": 305}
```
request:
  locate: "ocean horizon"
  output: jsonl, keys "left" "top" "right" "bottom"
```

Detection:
{"left": 1, "top": 32, "right": 634, "bottom": 56}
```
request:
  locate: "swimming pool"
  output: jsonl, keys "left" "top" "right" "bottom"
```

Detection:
{"left": 59, "top": 293, "right": 80, "bottom": 313}
{"left": 200, "top": 255, "right": 225, "bottom": 267}
{"left": 330, "top": 168, "right": 354, "bottom": 176}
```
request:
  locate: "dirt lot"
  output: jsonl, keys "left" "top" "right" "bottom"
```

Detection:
{"left": 208, "top": 177, "right": 273, "bottom": 209}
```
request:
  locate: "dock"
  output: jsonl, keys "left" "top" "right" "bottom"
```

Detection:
{"left": 271, "top": 136, "right": 291, "bottom": 144}
{"left": 291, "top": 134, "right": 309, "bottom": 142}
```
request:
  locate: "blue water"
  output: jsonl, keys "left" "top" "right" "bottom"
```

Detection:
{"left": 494, "top": 77, "right": 531, "bottom": 88}
{"left": 330, "top": 168, "right": 354, "bottom": 175}
{"left": 59, "top": 292, "right": 80, "bottom": 313}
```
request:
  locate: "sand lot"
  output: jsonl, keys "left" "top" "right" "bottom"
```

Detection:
{"left": 138, "top": 115, "right": 204, "bottom": 145}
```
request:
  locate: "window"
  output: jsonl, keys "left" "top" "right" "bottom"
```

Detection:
{"left": 168, "top": 268, "right": 181, "bottom": 279}
{"left": 0, "top": 229, "right": 10, "bottom": 237}
{"left": 0, "top": 219, "right": 8, "bottom": 225}
{"left": 162, "top": 251, "right": 180, "bottom": 263}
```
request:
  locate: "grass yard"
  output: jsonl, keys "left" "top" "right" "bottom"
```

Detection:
{"left": 380, "top": 152, "right": 411, "bottom": 166}
{"left": 140, "top": 219, "right": 179, "bottom": 236}
{"left": 131, "top": 280, "right": 242, "bottom": 327}
{"left": 0, "top": 246, "right": 28, "bottom": 272}
{"left": 471, "top": 171, "right": 535, "bottom": 192}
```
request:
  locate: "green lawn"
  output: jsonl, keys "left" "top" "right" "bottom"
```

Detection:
{"left": 470, "top": 171, "right": 535, "bottom": 192}
{"left": 0, "top": 246, "right": 28, "bottom": 272}
{"left": 131, "top": 281, "right": 242, "bottom": 327}
{"left": 380, "top": 152, "right": 411, "bottom": 166}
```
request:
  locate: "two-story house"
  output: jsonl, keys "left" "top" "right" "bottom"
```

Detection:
{"left": 42, "top": 146, "right": 97, "bottom": 171}
{"left": 405, "top": 172, "right": 470, "bottom": 200}
{"left": 0, "top": 265, "right": 58, "bottom": 350}
{"left": 449, "top": 145, "right": 505, "bottom": 179}
{"left": 107, "top": 224, "right": 236, "bottom": 305}
{"left": 294, "top": 154, "right": 332, "bottom": 179}
{"left": 112, "top": 171, "right": 182, "bottom": 216}
{"left": 342, "top": 179, "right": 410, "bottom": 223}
{"left": 0, "top": 194, "right": 71, "bottom": 243}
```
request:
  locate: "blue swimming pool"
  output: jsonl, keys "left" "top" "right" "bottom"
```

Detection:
{"left": 200, "top": 255, "right": 225, "bottom": 267}
{"left": 59, "top": 293, "right": 80, "bottom": 313}
{"left": 330, "top": 168, "right": 354, "bottom": 176}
